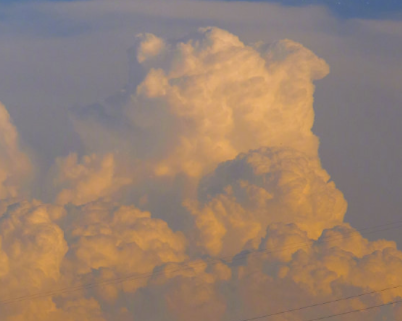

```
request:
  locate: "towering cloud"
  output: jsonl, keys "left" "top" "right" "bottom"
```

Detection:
{"left": 0, "top": 27, "right": 401, "bottom": 321}
{"left": 73, "top": 27, "right": 328, "bottom": 180}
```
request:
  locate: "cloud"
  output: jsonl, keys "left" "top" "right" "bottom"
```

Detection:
{"left": 1, "top": 0, "right": 401, "bottom": 236}
{"left": 74, "top": 27, "right": 329, "bottom": 181}
{"left": 187, "top": 146, "right": 347, "bottom": 257}
{"left": 64, "top": 200, "right": 187, "bottom": 277}
{"left": 233, "top": 222, "right": 402, "bottom": 321}
{"left": 0, "top": 200, "right": 69, "bottom": 321}
{"left": 133, "top": 259, "right": 231, "bottom": 321}
{"left": 0, "top": 26, "right": 402, "bottom": 321}
{"left": 72, "top": 27, "right": 339, "bottom": 258}
{"left": 0, "top": 102, "right": 31, "bottom": 199}
{"left": 51, "top": 153, "right": 131, "bottom": 205}
{"left": 0, "top": 198, "right": 187, "bottom": 320}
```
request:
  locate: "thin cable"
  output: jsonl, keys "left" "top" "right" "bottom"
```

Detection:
{"left": 239, "top": 284, "right": 402, "bottom": 321}
{"left": 304, "top": 299, "right": 402, "bottom": 321}
{"left": 1, "top": 219, "right": 402, "bottom": 306}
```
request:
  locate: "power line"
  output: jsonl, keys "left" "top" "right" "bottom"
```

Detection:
{"left": 1, "top": 219, "right": 402, "bottom": 306}
{"left": 304, "top": 298, "right": 402, "bottom": 321}
{"left": 239, "top": 284, "right": 402, "bottom": 321}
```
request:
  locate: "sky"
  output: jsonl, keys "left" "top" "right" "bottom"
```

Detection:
{"left": 233, "top": 0, "right": 402, "bottom": 19}
{"left": 2, "top": 0, "right": 402, "bottom": 19}
{"left": 0, "top": 0, "right": 402, "bottom": 320}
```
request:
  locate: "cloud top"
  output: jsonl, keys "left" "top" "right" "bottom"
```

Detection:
{"left": 75, "top": 27, "right": 329, "bottom": 181}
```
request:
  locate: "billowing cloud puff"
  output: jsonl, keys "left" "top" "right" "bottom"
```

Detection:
{"left": 0, "top": 200, "right": 67, "bottom": 282}
{"left": 53, "top": 200, "right": 188, "bottom": 316}
{"left": 73, "top": 27, "right": 329, "bottom": 180}
{"left": 0, "top": 102, "right": 31, "bottom": 199}
{"left": 188, "top": 147, "right": 347, "bottom": 256}
{"left": 51, "top": 153, "right": 131, "bottom": 205}
{"left": 135, "top": 33, "right": 166, "bottom": 64}
{"left": 100, "top": 222, "right": 402, "bottom": 321}
{"left": 131, "top": 260, "right": 230, "bottom": 321}
{"left": 0, "top": 200, "right": 69, "bottom": 320}
{"left": 235, "top": 223, "right": 402, "bottom": 321}
{"left": 64, "top": 201, "right": 187, "bottom": 277}
{"left": 0, "top": 199, "right": 187, "bottom": 320}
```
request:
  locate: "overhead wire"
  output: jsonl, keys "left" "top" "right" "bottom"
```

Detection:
{"left": 303, "top": 298, "right": 402, "bottom": 321}
{"left": 238, "top": 284, "right": 402, "bottom": 321}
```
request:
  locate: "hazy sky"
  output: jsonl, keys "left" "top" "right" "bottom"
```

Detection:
{"left": 2, "top": 0, "right": 402, "bottom": 19}
{"left": 0, "top": 1, "right": 401, "bottom": 320}
{"left": 236, "top": 0, "right": 402, "bottom": 19}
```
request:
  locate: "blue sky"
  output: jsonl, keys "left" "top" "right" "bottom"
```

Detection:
{"left": 232, "top": 0, "right": 402, "bottom": 19}
{"left": 1, "top": 0, "right": 402, "bottom": 19}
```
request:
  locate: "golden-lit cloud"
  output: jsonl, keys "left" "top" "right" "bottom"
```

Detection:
{"left": 73, "top": 27, "right": 328, "bottom": 180}
{"left": 64, "top": 200, "right": 187, "bottom": 277}
{"left": 51, "top": 153, "right": 131, "bottom": 205}
{"left": 0, "top": 200, "right": 70, "bottom": 321}
{"left": 0, "top": 102, "right": 31, "bottom": 199}
{"left": 0, "top": 27, "right": 401, "bottom": 321}
{"left": 233, "top": 222, "right": 402, "bottom": 321}
{"left": 188, "top": 146, "right": 347, "bottom": 257}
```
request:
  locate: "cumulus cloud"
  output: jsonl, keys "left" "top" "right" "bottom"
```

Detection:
{"left": 0, "top": 200, "right": 69, "bottom": 320}
{"left": 233, "top": 222, "right": 402, "bottom": 321}
{"left": 0, "top": 102, "right": 31, "bottom": 199}
{"left": 188, "top": 146, "right": 347, "bottom": 257}
{"left": 1, "top": 27, "right": 402, "bottom": 321}
{"left": 64, "top": 200, "right": 187, "bottom": 277}
{"left": 133, "top": 259, "right": 231, "bottom": 321}
{"left": 51, "top": 153, "right": 131, "bottom": 205}
{"left": 0, "top": 198, "right": 187, "bottom": 320}
{"left": 74, "top": 27, "right": 328, "bottom": 181}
